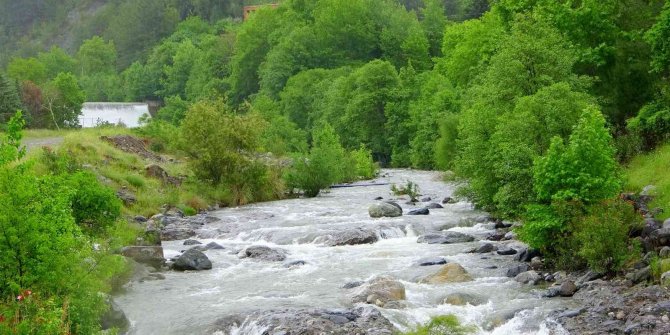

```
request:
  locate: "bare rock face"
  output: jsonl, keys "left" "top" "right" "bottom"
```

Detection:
{"left": 349, "top": 276, "right": 406, "bottom": 308}
{"left": 101, "top": 135, "right": 162, "bottom": 161}
{"left": 420, "top": 263, "right": 473, "bottom": 284}
{"left": 145, "top": 164, "right": 181, "bottom": 186}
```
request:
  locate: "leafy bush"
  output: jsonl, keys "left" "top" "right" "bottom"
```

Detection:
{"left": 534, "top": 107, "right": 620, "bottom": 203}
{"left": 627, "top": 102, "right": 670, "bottom": 150}
{"left": 391, "top": 180, "right": 420, "bottom": 202}
{"left": 65, "top": 171, "right": 122, "bottom": 235}
{"left": 573, "top": 200, "right": 641, "bottom": 273}
{"left": 284, "top": 124, "right": 350, "bottom": 197}
{"left": 403, "top": 315, "right": 476, "bottom": 335}
{"left": 350, "top": 145, "right": 378, "bottom": 180}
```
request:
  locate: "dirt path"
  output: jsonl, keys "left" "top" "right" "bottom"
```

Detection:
{"left": 23, "top": 137, "right": 64, "bottom": 152}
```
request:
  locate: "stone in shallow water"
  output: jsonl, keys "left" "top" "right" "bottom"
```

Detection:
{"left": 420, "top": 263, "right": 473, "bottom": 284}
{"left": 172, "top": 249, "right": 212, "bottom": 271}
{"left": 242, "top": 245, "right": 287, "bottom": 262}
{"left": 506, "top": 264, "right": 531, "bottom": 278}
{"left": 407, "top": 208, "right": 430, "bottom": 215}
{"left": 425, "top": 202, "right": 444, "bottom": 209}
{"left": 183, "top": 239, "right": 202, "bottom": 245}
{"left": 417, "top": 231, "right": 475, "bottom": 244}
{"left": 210, "top": 307, "right": 396, "bottom": 335}
{"left": 368, "top": 202, "right": 402, "bottom": 218}
{"left": 497, "top": 247, "right": 517, "bottom": 255}
{"left": 351, "top": 276, "right": 406, "bottom": 307}
{"left": 441, "top": 292, "right": 487, "bottom": 306}
{"left": 324, "top": 228, "right": 378, "bottom": 246}
{"left": 416, "top": 257, "right": 448, "bottom": 266}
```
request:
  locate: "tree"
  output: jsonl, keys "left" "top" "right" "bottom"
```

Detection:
{"left": 0, "top": 72, "right": 21, "bottom": 123}
{"left": 6, "top": 57, "right": 47, "bottom": 84}
{"left": 534, "top": 107, "right": 620, "bottom": 203}
{"left": 285, "top": 124, "right": 350, "bottom": 197}
{"left": 43, "top": 73, "right": 85, "bottom": 129}
{"left": 421, "top": 0, "right": 448, "bottom": 58}
{"left": 77, "top": 36, "right": 117, "bottom": 76}
{"left": 37, "top": 46, "right": 77, "bottom": 80}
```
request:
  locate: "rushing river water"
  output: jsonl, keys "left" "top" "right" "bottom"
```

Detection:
{"left": 115, "top": 169, "right": 573, "bottom": 335}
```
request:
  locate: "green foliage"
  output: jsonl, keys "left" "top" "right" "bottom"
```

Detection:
{"left": 6, "top": 57, "right": 47, "bottom": 84}
{"left": 0, "top": 111, "right": 26, "bottom": 165}
{"left": 391, "top": 180, "right": 420, "bottom": 202}
{"left": 66, "top": 171, "right": 122, "bottom": 235}
{"left": 403, "top": 315, "right": 476, "bottom": 335}
{"left": 0, "top": 72, "right": 22, "bottom": 123}
{"left": 534, "top": 107, "right": 620, "bottom": 203}
{"left": 627, "top": 101, "right": 670, "bottom": 150}
{"left": 625, "top": 142, "right": 670, "bottom": 220}
{"left": 350, "top": 145, "right": 378, "bottom": 180}
{"left": 43, "top": 72, "right": 85, "bottom": 129}
{"left": 180, "top": 99, "right": 280, "bottom": 204}
{"left": 250, "top": 95, "right": 308, "bottom": 155}
{"left": 646, "top": 1, "right": 670, "bottom": 75}
{"left": 77, "top": 36, "right": 117, "bottom": 76}
{"left": 574, "top": 200, "right": 640, "bottom": 273}
{"left": 285, "top": 124, "right": 350, "bottom": 197}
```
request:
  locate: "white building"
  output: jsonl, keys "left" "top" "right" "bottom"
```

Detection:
{"left": 79, "top": 102, "right": 151, "bottom": 128}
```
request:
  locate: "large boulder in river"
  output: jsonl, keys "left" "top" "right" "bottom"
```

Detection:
{"left": 441, "top": 292, "right": 487, "bottom": 306}
{"left": 100, "top": 298, "right": 130, "bottom": 333}
{"left": 172, "top": 249, "right": 212, "bottom": 271}
{"left": 325, "top": 228, "right": 378, "bottom": 246}
{"left": 369, "top": 202, "right": 402, "bottom": 218}
{"left": 242, "top": 245, "right": 287, "bottom": 261}
{"left": 417, "top": 231, "right": 475, "bottom": 244}
{"left": 420, "top": 263, "right": 473, "bottom": 284}
{"left": 209, "top": 307, "right": 395, "bottom": 335}
{"left": 120, "top": 246, "right": 165, "bottom": 268}
{"left": 350, "top": 276, "right": 406, "bottom": 308}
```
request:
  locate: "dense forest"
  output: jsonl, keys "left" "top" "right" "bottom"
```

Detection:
{"left": 2, "top": 0, "right": 670, "bottom": 333}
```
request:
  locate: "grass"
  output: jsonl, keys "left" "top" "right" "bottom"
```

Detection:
{"left": 625, "top": 143, "right": 670, "bottom": 220}
{"left": 27, "top": 127, "right": 230, "bottom": 218}
{"left": 402, "top": 315, "right": 477, "bottom": 335}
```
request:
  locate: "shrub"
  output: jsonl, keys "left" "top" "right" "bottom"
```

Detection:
{"left": 573, "top": 200, "right": 641, "bottom": 273}
{"left": 391, "top": 180, "right": 420, "bottom": 202}
{"left": 627, "top": 102, "right": 670, "bottom": 150}
{"left": 403, "top": 315, "right": 476, "bottom": 335}
{"left": 125, "top": 174, "right": 146, "bottom": 188}
{"left": 66, "top": 171, "right": 122, "bottom": 235}
{"left": 534, "top": 107, "right": 620, "bottom": 203}
{"left": 350, "top": 145, "right": 378, "bottom": 180}
{"left": 284, "top": 124, "right": 350, "bottom": 197}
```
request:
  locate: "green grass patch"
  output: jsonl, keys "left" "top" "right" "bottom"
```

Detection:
{"left": 402, "top": 315, "right": 477, "bottom": 335}
{"left": 625, "top": 143, "right": 670, "bottom": 220}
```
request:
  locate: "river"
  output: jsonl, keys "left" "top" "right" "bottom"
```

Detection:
{"left": 115, "top": 169, "right": 572, "bottom": 334}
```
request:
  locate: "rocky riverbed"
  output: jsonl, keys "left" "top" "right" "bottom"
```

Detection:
{"left": 114, "top": 169, "right": 618, "bottom": 334}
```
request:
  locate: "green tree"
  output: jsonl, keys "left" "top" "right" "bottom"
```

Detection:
{"left": 6, "top": 57, "right": 47, "bottom": 84}
{"left": 76, "top": 36, "right": 117, "bottom": 76}
{"left": 0, "top": 72, "right": 22, "bottom": 123}
{"left": 43, "top": 73, "right": 85, "bottom": 129}
{"left": 534, "top": 107, "right": 620, "bottom": 203}
{"left": 421, "top": 0, "right": 448, "bottom": 58}
{"left": 37, "top": 46, "right": 77, "bottom": 80}
{"left": 285, "top": 124, "right": 350, "bottom": 197}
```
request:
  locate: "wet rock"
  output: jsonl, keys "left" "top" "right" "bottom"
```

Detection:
{"left": 441, "top": 292, "right": 486, "bottom": 306}
{"left": 134, "top": 215, "right": 148, "bottom": 223}
{"left": 494, "top": 221, "right": 513, "bottom": 229}
{"left": 382, "top": 301, "right": 406, "bottom": 309}
{"left": 242, "top": 245, "right": 287, "bottom": 262}
{"left": 120, "top": 246, "right": 165, "bottom": 268}
{"left": 651, "top": 301, "right": 670, "bottom": 315}
{"left": 342, "top": 281, "right": 365, "bottom": 289}
{"left": 664, "top": 218, "right": 670, "bottom": 229}
{"left": 425, "top": 203, "right": 443, "bottom": 209}
{"left": 374, "top": 196, "right": 384, "bottom": 200}
{"left": 284, "top": 260, "right": 306, "bottom": 268}
{"left": 210, "top": 307, "right": 396, "bottom": 335}
{"left": 576, "top": 271, "right": 603, "bottom": 286}
{"left": 417, "top": 231, "right": 475, "bottom": 244}
{"left": 506, "top": 264, "right": 531, "bottom": 278}
{"left": 515, "top": 248, "right": 541, "bottom": 262}
{"left": 486, "top": 231, "right": 506, "bottom": 241}
{"left": 183, "top": 239, "right": 202, "bottom": 246}
{"left": 325, "top": 228, "right": 378, "bottom": 246}
{"left": 100, "top": 298, "right": 129, "bottom": 333}
{"left": 530, "top": 257, "right": 543, "bottom": 270}
{"left": 416, "top": 257, "right": 447, "bottom": 266}
{"left": 205, "top": 242, "right": 225, "bottom": 250}
{"left": 626, "top": 266, "right": 651, "bottom": 284}
{"left": 496, "top": 247, "right": 517, "bottom": 255}
{"left": 472, "top": 243, "right": 497, "bottom": 253}
{"left": 421, "top": 197, "right": 432, "bottom": 202}
{"left": 351, "top": 277, "right": 406, "bottom": 308}
{"left": 557, "top": 308, "right": 584, "bottom": 319}
{"left": 559, "top": 280, "right": 578, "bottom": 297}
{"left": 503, "top": 231, "right": 517, "bottom": 240}
{"left": 515, "top": 270, "right": 542, "bottom": 285}
{"left": 172, "top": 249, "right": 212, "bottom": 271}
{"left": 407, "top": 208, "right": 430, "bottom": 215}
{"left": 368, "top": 202, "right": 402, "bottom": 218}
{"left": 420, "top": 263, "right": 473, "bottom": 284}
{"left": 442, "top": 197, "right": 457, "bottom": 204}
